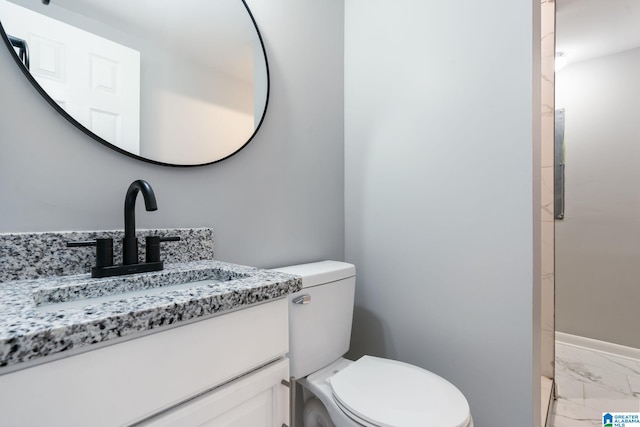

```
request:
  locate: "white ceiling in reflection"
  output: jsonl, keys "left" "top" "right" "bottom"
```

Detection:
{"left": 11, "top": 0, "right": 258, "bottom": 82}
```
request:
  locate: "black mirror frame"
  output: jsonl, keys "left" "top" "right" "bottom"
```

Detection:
{"left": 0, "top": 0, "right": 270, "bottom": 167}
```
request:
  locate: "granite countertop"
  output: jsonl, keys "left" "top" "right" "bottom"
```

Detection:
{"left": 0, "top": 260, "right": 301, "bottom": 370}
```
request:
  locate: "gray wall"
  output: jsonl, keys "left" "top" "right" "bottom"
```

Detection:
{"left": 344, "top": 1, "right": 541, "bottom": 426}
{"left": 556, "top": 48, "right": 640, "bottom": 348}
{"left": 0, "top": 0, "right": 345, "bottom": 269}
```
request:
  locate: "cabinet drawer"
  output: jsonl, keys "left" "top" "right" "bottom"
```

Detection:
{"left": 140, "top": 358, "right": 289, "bottom": 427}
{"left": 0, "top": 299, "right": 288, "bottom": 427}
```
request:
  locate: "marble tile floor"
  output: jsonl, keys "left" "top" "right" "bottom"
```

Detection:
{"left": 549, "top": 341, "right": 640, "bottom": 426}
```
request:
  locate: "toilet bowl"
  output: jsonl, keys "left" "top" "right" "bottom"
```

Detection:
{"left": 301, "top": 357, "right": 473, "bottom": 427}
{"left": 272, "top": 261, "right": 473, "bottom": 427}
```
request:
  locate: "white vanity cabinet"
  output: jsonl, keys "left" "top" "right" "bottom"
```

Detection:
{"left": 0, "top": 299, "right": 290, "bottom": 427}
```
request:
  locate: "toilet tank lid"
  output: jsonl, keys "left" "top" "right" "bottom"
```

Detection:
{"left": 271, "top": 260, "right": 355, "bottom": 288}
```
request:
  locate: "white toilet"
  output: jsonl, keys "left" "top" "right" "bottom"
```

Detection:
{"left": 272, "top": 260, "right": 473, "bottom": 427}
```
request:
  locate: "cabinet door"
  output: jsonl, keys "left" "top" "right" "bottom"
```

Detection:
{"left": 142, "top": 358, "right": 290, "bottom": 427}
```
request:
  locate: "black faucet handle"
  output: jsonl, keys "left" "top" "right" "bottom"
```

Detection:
{"left": 67, "top": 241, "right": 98, "bottom": 247}
{"left": 145, "top": 236, "right": 180, "bottom": 263}
{"left": 67, "top": 238, "right": 114, "bottom": 268}
{"left": 160, "top": 236, "right": 180, "bottom": 243}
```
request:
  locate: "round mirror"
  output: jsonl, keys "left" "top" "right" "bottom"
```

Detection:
{"left": 0, "top": 0, "right": 269, "bottom": 166}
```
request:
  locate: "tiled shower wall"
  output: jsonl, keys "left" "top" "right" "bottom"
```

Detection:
{"left": 540, "top": 0, "right": 555, "bottom": 381}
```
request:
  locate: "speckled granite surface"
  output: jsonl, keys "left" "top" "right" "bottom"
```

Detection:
{"left": 0, "top": 229, "right": 301, "bottom": 370}
{"left": 0, "top": 260, "right": 301, "bottom": 369}
{"left": 0, "top": 228, "right": 214, "bottom": 282}
{"left": 31, "top": 263, "right": 250, "bottom": 306}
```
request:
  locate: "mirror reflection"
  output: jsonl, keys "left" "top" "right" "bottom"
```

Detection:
{"left": 0, "top": 0, "right": 269, "bottom": 166}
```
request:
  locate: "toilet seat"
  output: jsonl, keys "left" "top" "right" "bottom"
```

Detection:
{"left": 328, "top": 356, "right": 471, "bottom": 427}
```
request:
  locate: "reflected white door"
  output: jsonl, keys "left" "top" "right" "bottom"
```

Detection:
{"left": 1, "top": 1, "right": 141, "bottom": 154}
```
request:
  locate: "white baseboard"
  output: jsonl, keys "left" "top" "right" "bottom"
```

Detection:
{"left": 541, "top": 376, "right": 554, "bottom": 427}
{"left": 556, "top": 331, "right": 640, "bottom": 361}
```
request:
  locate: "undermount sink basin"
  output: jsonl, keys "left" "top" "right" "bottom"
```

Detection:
{"left": 32, "top": 265, "right": 249, "bottom": 309}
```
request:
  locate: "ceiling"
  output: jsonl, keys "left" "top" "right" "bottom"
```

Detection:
{"left": 556, "top": 0, "right": 640, "bottom": 65}
{"left": 55, "top": 0, "right": 257, "bottom": 81}
{"left": 6, "top": 0, "right": 259, "bottom": 82}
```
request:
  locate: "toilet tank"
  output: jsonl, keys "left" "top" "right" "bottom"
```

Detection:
{"left": 272, "top": 261, "right": 355, "bottom": 379}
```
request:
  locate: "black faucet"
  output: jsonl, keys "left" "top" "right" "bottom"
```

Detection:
{"left": 67, "top": 179, "right": 179, "bottom": 278}
{"left": 123, "top": 180, "right": 157, "bottom": 265}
